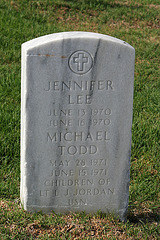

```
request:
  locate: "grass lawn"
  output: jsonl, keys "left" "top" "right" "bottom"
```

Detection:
{"left": 0, "top": 0, "right": 159, "bottom": 239}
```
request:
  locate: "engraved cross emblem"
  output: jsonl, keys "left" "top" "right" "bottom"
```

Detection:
{"left": 69, "top": 51, "right": 93, "bottom": 74}
{"left": 73, "top": 53, "right": 89, "bottom": 71}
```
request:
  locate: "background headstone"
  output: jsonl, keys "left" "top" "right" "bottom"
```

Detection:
{"left": 21, "top": 32, "right": 135, "bottom": 221}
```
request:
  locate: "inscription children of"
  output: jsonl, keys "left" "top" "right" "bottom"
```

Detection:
{"left": 21, "top": 32, "right": 135, "bottom": 221}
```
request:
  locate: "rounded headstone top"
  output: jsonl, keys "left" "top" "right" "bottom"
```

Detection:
{"left": 22, "top": 31, "right": 134, "bottom": 51}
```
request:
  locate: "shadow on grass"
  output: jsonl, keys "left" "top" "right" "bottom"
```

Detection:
{"left": 96, "top": 208, "right": 159, "bottom": 224}
{"left": 127, "top": 210, "right": 160, "bottom": 224}
{"left": 63, "top": 0, "right": 144, "bottom": 10}
{"left": 94, "top": 208, "right": 159, "bottom": 225}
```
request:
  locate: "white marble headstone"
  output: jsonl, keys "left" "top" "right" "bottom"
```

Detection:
{"left": 21, "top": 32, "right": 135, "bottom": 221}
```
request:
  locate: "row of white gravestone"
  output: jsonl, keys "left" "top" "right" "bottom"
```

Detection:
{"left": 20, "top": 32, "right": 135, "bottom": 221}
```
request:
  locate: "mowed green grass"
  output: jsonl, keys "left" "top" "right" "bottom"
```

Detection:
{"left": 0, "top": 0, "right": 159, "bottom": 239}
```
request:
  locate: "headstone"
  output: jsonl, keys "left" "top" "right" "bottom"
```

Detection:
{"left": 21, "top": 32, "right": 135, "bottom": 221}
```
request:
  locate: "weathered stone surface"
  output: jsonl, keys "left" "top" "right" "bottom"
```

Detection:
{"left": 21, "top": 32, "right": 135, "bottom": 221}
